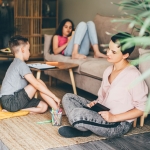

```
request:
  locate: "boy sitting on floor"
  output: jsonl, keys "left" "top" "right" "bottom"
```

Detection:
{"left": 0, "top": 35, "right": 60, "bottom": 113}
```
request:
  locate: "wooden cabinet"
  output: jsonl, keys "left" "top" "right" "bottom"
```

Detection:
{"left": 14, "top": 0, "right": 58, "bottom": 58}
{"left": 42, "top": 0, "right": 58, "bottom": 29}
{"left": 41, "top": 0, "right": 58, "bottom": 49}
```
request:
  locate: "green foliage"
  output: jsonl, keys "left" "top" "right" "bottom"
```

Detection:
{"left": 112, "top": 0, "right": 150, "bottom": 115}
{"left": 112, "top": 0, "right": 150, "bottom": 47}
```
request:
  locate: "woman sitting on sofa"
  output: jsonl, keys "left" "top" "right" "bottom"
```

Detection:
{"left": 51, "top": 18, "right": 107, "bottom": 59}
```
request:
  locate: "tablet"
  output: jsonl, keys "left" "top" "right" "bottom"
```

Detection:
{"left": 83, "top": 103, "right": 110, "bottom": 112}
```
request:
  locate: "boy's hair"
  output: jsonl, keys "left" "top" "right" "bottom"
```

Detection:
{"left": 9, "top": 35, "right": 28, "bottom": 54}
{"left": 111, "top": 32, "right": 135, "bottom": 55}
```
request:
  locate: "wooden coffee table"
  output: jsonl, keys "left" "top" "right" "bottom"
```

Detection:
{"left": 27, "top": 61, "right": 79, "bottom": 97}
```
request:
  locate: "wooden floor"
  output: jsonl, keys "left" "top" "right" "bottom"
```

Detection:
{"left": 1, "top": 61, "right": 150, "bottom": 150}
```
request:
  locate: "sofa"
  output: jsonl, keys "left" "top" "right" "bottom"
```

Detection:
{"left": 43, "top": 14, "right": 150, "bottom": 96}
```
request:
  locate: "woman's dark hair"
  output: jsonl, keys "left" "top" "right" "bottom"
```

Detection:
{"left": 55, "top": 18, "right": 75, "bottom": 36}
{"left": 111, "top": 32, "right": 135, "bottom": 55}
{"left": 50, "top": 19, "right": 75, "bottom": 53}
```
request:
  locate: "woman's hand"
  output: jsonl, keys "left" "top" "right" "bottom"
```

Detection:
{"left": 67, "top": 31, "right": 75, "bottom": 43}
{"left": 71, "top": 31, "right": 75, "bottom": 35}
{"left": 99, "top": 111, "right": 116, "bottom": 122}
{"left": 67, "top": 36, "right": 72, "bottom": 42}
{"left": 87, "top": 100, "right": 97, "bottom": 108}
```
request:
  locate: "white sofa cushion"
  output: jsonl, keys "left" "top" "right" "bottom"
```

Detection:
{"left": 80, "top": 58, "right": 111, "bottom": 79}
{"left": 45, "top": 54, "right": 88, "bottom": 74}
{"left": 44, "top": 34, "right": 53, "bottom": 61}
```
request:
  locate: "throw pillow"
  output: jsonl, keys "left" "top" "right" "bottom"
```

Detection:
{"left": 93, "top": 14, "right": 138, "bottom": 59}
{"left": 139, "top": 48, "right": 150, "bottom": 92}
{"left": 44, "top": 34, "right": 52, "bottom": 58}
{"left": 93, "top": 14, "right": 132, "bottom": 49}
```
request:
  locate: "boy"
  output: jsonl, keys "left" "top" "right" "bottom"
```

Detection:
{"left": 59, "top": 32, "right": 148, "bottom": 138}
{"left": 0, "top": 35, "right": 60, "bottom": 113}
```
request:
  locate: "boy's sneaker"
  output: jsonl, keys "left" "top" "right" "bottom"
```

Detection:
{"left": 58, "top": 126, "right": 92, "bottom": 138}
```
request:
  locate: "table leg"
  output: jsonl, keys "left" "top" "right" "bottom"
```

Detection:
{"left": 69, "top": 68, "right": 77, "bottom": 95}
{"left": 49, "top": 76, "right": 52, "bottom": 86}
{"left": 0, "top": 105, "right": 2, "bottom": 111}
{"left": 36, "top": 70, "right": 41, "bottom": 79}
{"left": 34, "top": 70, "right": 41, "bottom": 98}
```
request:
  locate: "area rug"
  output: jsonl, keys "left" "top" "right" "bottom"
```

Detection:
{"left": 0, "top": 112, "right": 150, "bottom": 150}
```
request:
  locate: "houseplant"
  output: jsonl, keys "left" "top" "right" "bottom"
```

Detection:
{"left": 111, "top": 0, "right": 150, "bottom": 115}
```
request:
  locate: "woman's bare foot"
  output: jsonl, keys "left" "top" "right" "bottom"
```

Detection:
{"left": 92, "top": 44, "right": 107, "bottom": 58}
{"left": 94, "top": 52, "right": 107, "bottom": 58}
{"left": 72, "top": 53, "right": 86, "bottom": 59}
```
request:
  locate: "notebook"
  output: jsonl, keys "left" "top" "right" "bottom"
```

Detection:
{"left": 27, "top": 63, "right": 55, "bottom": 69}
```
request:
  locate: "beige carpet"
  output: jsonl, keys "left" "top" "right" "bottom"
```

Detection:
{"left": 0, "top": 112, "right": 103, "bottom": 150}
{"left": 1, "top": 112, "right": 150, "bottom": 150}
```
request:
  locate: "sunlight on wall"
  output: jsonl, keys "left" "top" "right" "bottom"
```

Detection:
{"left": 58, "top": 0, "right": 121, "bottom": 26}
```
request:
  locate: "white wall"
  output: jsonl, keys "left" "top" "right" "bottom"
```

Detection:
{"left": 58, "top": 0, "right": 121, "bottom": 26}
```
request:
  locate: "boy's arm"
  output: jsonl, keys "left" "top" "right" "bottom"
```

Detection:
{"left": 99, "top": 108, "right": 143, "bottom": 122}
{"left": 24, "top": 73, "right": 59, "bottom": 103}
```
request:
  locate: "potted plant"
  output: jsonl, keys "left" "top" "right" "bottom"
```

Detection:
{"left": 111, "top": 0, "right": 150, "bottom": 115}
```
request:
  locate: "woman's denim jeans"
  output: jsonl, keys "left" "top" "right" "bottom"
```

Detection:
{"left": 62, "top": 93, "right": 133, "bottom": 138}
{"left": 64, "top": 21, "right": 98, "bottom": 56}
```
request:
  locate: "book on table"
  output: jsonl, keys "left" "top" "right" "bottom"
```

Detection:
{"left": 27, "top": 63, "right": 55, "bottom": 69}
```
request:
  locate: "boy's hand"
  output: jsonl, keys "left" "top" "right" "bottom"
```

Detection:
{"left": 87, "top": 101, "right": 97, "bottom": 108}
{"left": 54, "top": 96, "right": 61, "bottom": 106}
{"left": 98, "top": 111, "right": 116, "bottom": 122}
